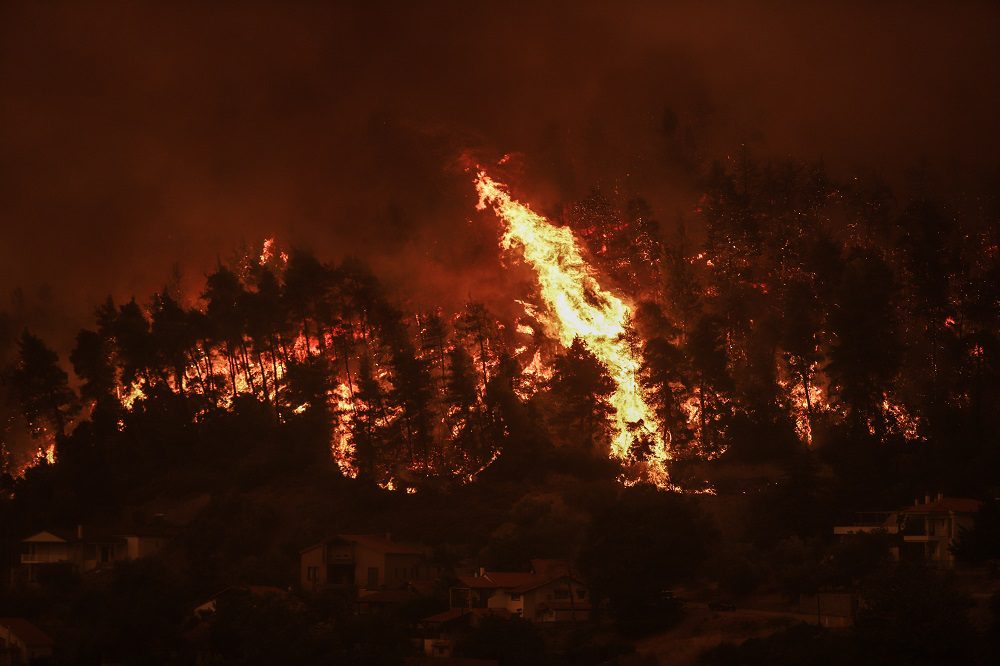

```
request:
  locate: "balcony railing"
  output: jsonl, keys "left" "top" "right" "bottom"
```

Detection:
{"left": 21, "top": 554, "right": 71, "bottom": 564}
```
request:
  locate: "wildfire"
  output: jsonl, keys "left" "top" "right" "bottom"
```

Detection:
{"left": 474, "top": 170, "right": 670, "bottom": 486}
{"left": 876, "top": 395, "right": 924, "bottom": 441}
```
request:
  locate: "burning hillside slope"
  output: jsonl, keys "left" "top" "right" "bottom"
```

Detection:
{"left": 474, "top": 170, "right": 670, "bottom": 486}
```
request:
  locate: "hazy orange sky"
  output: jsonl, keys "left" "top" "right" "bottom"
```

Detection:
{"left": 2, "top": 1, "right": 998, "bottom": 350}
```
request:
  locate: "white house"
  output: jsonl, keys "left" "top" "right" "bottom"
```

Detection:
{"left": 833, "top": 494, "right": 981, "bottom": 567}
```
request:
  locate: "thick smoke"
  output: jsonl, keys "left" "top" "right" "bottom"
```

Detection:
{"left": 1, "top": 0, "right": 999, "bottom": 348}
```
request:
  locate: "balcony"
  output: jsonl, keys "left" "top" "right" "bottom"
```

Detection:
{"left": 21, "top": 554, "right": 71, "bottom": 564}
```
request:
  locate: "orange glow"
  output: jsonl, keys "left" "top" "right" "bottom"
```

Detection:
{"left": 878, "top": 395, "right": 924, "bottom": 441}
{"left": 260, "top": 237, "right": 276, "bottom": 265}
{"left": 474, "top": 170, "right": 670, "bottom": 486}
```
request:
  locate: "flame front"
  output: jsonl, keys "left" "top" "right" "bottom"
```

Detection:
{"left": 475, "top": 171, "right": 670, "bottom": 486}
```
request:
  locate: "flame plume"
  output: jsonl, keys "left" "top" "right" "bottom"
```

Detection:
{"left": 474, "top": 170, "right": 670, "bottom": 486}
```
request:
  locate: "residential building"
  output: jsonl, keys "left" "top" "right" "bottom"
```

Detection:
{"left": 299, "top": 534, "right": 432, "bottom": 592}
{"left": 833, "top": 494, "right": 981, "bottom": 567}
{"left": 450, "top": 559, "right": 590, "bottom": 622}
{"left": 19, "top": 523, "right": 173, "bottom": 582}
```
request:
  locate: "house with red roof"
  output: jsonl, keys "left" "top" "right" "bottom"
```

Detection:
{"left": 833, "top": 493, "right": 981, "bottom": 567}
{"left": 0, "top": 618, "right": 54, "bottom": 664}
{"left": 299, "top": 534, "right": 434, "bottom": 593}
{"left": 449, "top": 559, "right": 590, "bottom": 622}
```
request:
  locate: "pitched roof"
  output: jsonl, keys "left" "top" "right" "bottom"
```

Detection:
{"left": 901, "top": 497, "right": 982, "bottom": 514}
{"left": 0, "top": 618, "right": 54, "bottom": 648}
{"left": 456, "top": 561, "right": 584, "bottom": 593}
{"left": 456, "top": 571, "right": 542, "bottom": 590}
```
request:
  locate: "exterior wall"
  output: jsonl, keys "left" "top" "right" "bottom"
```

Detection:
{"left": 300, "top": 544, "right": 327, "bottom": 590}
{"left": 486, "top": 589, "right": 521, "bottom": 614}
{"left": 384, "top": 553, "right": 424, "bottom": 587}
{"left": 301, "top": 538, "right": 429, "bottom": 592}
{"left": 125, "top": 536, "right": 167, "bottom": 559}
{"left": 21, "top": 541, "right": 72, "bottom": 565}
{"left": 354, "top": 545, "right": 386, "bottom": 589}
{"left": 526, "top": 578, "right": 589, "bottom": 621}
{"left": 902, "top": 512, "right": 977, "bottom": 566}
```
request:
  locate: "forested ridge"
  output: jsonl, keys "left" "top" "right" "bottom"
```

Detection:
{"left": 0, "top": 154, "right": 998, "bottom": 666}
{"left": 2, "top": 156, "right": 996, "bottom": 506}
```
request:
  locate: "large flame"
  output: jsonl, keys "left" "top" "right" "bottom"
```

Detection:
{"left": 474, "top": 170, "right": 670, "bottom": 486}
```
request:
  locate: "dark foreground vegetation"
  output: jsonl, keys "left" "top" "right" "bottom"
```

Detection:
{"left": 1, "top": 153, "right": 998, "bottom": 664}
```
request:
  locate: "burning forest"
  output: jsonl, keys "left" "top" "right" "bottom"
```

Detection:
{"left": 2, "top": 3, "right": 1000, "bottom": 665}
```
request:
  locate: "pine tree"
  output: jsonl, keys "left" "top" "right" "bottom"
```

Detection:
{"left": 5, "top": 331, "right": 80, "bottom": 438}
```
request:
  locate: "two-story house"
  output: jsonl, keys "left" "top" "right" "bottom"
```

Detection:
{"left": 299, "top": 534, "right": 432, "bottom": 593}
{"left": 19, "top": 523, "right": 173, "bottom": 582}
{"left": 450, "top": 559, "right": 590, "bottom": 622}
{"left": 833, "top": 494, "right": 981, "bottom": 567}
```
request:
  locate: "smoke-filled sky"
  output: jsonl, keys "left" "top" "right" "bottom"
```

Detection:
{"left": 2, "top": 0, "right": 999, "bottom": 349}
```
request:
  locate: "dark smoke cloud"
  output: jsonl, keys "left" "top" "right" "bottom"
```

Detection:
{"left": 1, "top": 0, "right": 999, "bottom": 351}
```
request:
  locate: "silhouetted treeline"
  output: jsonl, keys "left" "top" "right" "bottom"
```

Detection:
{"left": 1, "top": 155, "right": 998, "bottom": 521}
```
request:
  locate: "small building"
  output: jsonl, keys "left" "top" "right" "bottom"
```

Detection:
{"left": 0, "top": 617, "right": 54, "bottom": 665}
{"left": 833, "top": 494, "right": 981, "bottom": 567}
{"left": 299, "top": 534, "right": 432, "bottom": 593}
{"left": 449, "top": 559, "right": 590, "bottom": 622}
{"left": 19, "top": 523, "right": 173, "bottom": 582}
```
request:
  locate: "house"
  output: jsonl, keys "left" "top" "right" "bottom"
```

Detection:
{"left": 19, "top": 522, "right": 174, "bottom": 582}
{"left": 449, "top": 559, "right": 590, "bottom": 622}
{"left": 299, "top": 534, "right": 432, "bottom": 593}
{"left": 0, "top": 617, "right": 54, "bottom": 665}
{"left": 833, "top": 494, "right": 981, "bottom": 567}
